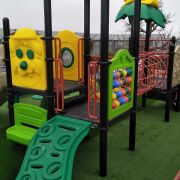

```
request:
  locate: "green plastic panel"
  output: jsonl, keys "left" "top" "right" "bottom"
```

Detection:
{"left": 115, "top": 3, "right": 166, "bottom": 28}
{"left": 6, "top": 103, "right": 47, "bottom": 145}
{"left": 16, "top": 115, "right": 92, "bottom": 180}
{"left": 108, "top": 49, "right": 135, "bottom": 120}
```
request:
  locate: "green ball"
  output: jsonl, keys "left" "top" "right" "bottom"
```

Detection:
{"left": 16, "top": 49, "right": 23, "bottom": 58}
{"left": 27, "top": 49, "right": 34, "bottom": 59}
{"left": 20, "top": 61, "right": 28, "bottom": 70}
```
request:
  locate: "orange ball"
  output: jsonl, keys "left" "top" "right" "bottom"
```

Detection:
{"left": 112, "top": 101, "right": 117, "bottom": 109}
{"left": 121, "top": 89, "right": 126, "bottom": 96}
{"left": 126, "top": 77, "right": 132, "bottom": 84}
{"left": 127, "top": 87, "right": 132, "bottom": 93}
{"left": 124, "top": 96, "right": 129, "bottom": 102}
{"left": 114, "top": 100, "right": 120, "bottom": 107}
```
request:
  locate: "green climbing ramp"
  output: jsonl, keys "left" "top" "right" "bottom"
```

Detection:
{"left": 16, "top": 115, "right": 92, "bottom": 180}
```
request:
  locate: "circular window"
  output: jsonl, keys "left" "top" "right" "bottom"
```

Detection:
{"left": 61, "top": 48, "right": 74, "bottom": 68}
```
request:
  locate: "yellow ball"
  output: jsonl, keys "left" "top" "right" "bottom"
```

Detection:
{"left": 112, "top": 93, "right": 117, "bottom": 100}
{"left": 113, "top": 88, "right": 120, "bottom": 92}
{"left": 114, "top": 100, "right": 120, "bottom": 107}
{"left": 122, "top": 70, "right": 127, "bottom": 77}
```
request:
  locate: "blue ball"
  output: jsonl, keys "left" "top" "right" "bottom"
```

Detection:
{"left": 113, "top": 81, "right": 120, "bottom": 88}
{"left": 113, "top": 82, "right": 116, "bottom": 88}
{"left": 113, "top": 72, "right": 117, "bottom": 79}
{"left": 118, "top": 97, "right": 126, "bottom": 104}
{"left": 126, "top": 68, "right": 132, "bottom": 75}
{"left": 115, "top": 91, "right": 123, "bottom": 98}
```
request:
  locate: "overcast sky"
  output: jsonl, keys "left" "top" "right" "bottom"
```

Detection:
{"left": 0, "top": 0, "right": 179, "bottom": 36}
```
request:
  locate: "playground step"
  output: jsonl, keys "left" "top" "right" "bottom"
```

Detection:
{"left": 6, "top": 125, "right": 37, "bottom": 146}
{"left": 16, "top": 115, "right": 92, "bottom": 180}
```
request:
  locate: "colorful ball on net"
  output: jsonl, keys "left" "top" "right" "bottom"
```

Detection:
{"left": 122, "top": 69, "right": 127, "bottom": 77}
{"left": 124, "top": 96, "right": 129, "bottom": 103}
{"left": 112, "top": 100, "right": 120, "bottom": 109}
{"left": 112, "top": 101, "right": 117, "bottom": 109}
{"left": 121, "top": 89, "right": 126, "bottom": 96}
{"left": 118, "top": 97, "right": 126, "bottom": 104}
{"left": 113, "top": 72, "right": 117, "bottom": 79}
{"left": 119, "top": 70, "right": 123, "bottom": 77}
{"left": 113, "top": 88, "right": 120, "bottom": 92}
{"left": 127, "top": 87, "right": 132, "bottom": 93}
{"left": 124, "top": 87, "right": 129, "bottom": 94}
{"left": 116, "top": 71, "right": 120, "bottom": 78}
{"left": 126, "top": 76, "right": 132, "bottom": 84}
{"left": 126, "top": 68, "right": 132, "bottom": 75}
{"left": 123, "top": 79, "right": 127, "bottom": 85}
{"left": 114, "top": 100, "right": 120, "bottom": 107}
{"left": 112, "top": 93, "right": 117, "bottom": 100}
{"left": 119, "top": 79, "right": 123, "bottom": 87}
{"left": 115, "top": 80, "right": 120, "bottom": 88}
{"left": 115, "top": 91, "right": 123, "bottom": 98}
{"left": 127, "top": 95, "right": 131, "bottom": 101}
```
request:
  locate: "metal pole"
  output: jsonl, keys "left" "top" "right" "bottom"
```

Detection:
{"left": 142, "top": 20, "right": 151, "bottom": 107}
{"left": 2, "top": 17, "right": 14, "bottom": 126}
{"left": 176, "top": 84, "right": 180, "bottom": 112}
{"left": 99, "top": 0, "right": 109, "bottom": 177}
{"left": 129, "top": 0, "right": 141, "bottom": 151}
{"left": 43, "top": 0, "right": 54, "bottom": 118}
{"left": 84, "top": 0, "right": 90, "bottom": 98}
{"left": 165, "top": 36, "right": 176, "bottom": 122}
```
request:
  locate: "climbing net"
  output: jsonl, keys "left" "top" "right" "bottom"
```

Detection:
{"left": 137, "top": 51, "right": 168, "bottom": 96}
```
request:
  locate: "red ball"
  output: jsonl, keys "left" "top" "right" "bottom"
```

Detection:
{"left": 127, "top": 87, "right": 132, "bottom": 93}
{"left": 126, "top": 77, "right": 132, "bottom": 84}
{"left": 124, "top": 96, "right": 129, "bottom": 102}
{"left": 116, "top": 71, "right": 120, "bottom": 78}
{"left": 112, "top": 101, "right": 117, "bottom": 109}
{"left": 121, "top": 89, "right": 126, "bottom": 96}
{"left": 119, "top": 79, "right": 123, "bottom": 86}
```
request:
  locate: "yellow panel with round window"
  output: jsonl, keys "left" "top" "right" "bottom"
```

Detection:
{"left": 9, "top": 28, "right": 47, "bottom": 90}
{"left": 55, "top": 30, "right": 84, "bottom": 81}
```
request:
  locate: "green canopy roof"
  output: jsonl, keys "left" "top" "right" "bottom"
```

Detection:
{"left": 115, "top": 3, "right": 166, "bottom": 28}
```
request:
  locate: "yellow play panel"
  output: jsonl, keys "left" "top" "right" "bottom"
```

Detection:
{"left": 9, "top": 28, "right": 47, "bottom": 91}
{"left": 55, "top": 30, "right": 84, "bottom": 81}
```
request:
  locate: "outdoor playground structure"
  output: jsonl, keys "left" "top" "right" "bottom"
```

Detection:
{"left": 1, "top": 0, "right": 180, "bottom": 179}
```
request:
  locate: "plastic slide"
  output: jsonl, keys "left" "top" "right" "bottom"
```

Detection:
{"left": 16, "top": 115, "right": 92, "bottom": 180}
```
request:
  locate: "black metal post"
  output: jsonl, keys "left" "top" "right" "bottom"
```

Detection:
{"left": 129, "top": 0, "right": 141, "bottom": 151}
{"left": 129, "top": 37, "right": 132, "bottom": 54}
{"left": 165, "top": 36, "right": 176, "bottom": 122}
{"left": 176, "top": 84, "right": 180, "bottom": 112}
{"left": 84, "top": 0, "right": 90, "bottom": 98}
{"left": 43, "top": 0, "right": 54, "bottom": 118}
{"left": 142, "top": 20, "right": 151, "bottom": 107}
{"left": 2, "top": 17, "right": 14, "bottom": 126}
{"left": 99, "top": 0, "right": 109, "bottom": 177}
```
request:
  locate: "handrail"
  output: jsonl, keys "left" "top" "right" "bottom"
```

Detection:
{"left": 78, "top": 38, "right": 84, "bottom": 84}
{"left": 54, "top": 37, "right": 64, "bottom": 113}
{"left": 88, "top": 61, "right": 99, "bottom": 120}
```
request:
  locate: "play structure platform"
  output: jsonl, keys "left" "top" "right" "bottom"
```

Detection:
{"left": 16, "top": 115, "right": 91, "bottom": 180}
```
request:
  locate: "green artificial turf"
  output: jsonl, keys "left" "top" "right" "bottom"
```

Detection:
{"left": 0, "top": 96, "right": 180, "bottom": 180}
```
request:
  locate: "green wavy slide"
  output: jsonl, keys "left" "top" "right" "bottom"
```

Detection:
{"left": 16, "top": 115, "right": 92, "bottom": 180}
